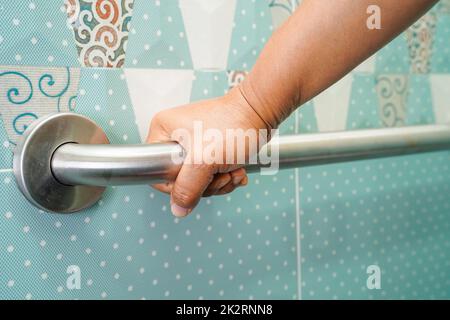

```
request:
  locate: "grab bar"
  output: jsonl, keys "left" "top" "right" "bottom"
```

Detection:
{"left": 13, "top": 113, "right": 450, "bottom": 213}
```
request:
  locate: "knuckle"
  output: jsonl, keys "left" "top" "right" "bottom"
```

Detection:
{"left": 149, "top": 113, "right": 162, "bottom": 129}
{"left": 190, "top": 163, "right": 216, "bottom": 174}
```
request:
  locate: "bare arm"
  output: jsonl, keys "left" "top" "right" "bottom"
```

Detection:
{"left": 242, "top": 0, "right": 438, "bottom": 130}
{"left": 148, "top": 0, "right": 438, "bottom": 216}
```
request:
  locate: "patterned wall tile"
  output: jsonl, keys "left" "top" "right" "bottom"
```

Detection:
{"left": 375, "top": 74, "right": 409, "bottom": 127}
{"left": 125, "top": 0, "right": 192, "bottom": 69}
{"left": 0, "top": 117, "right": 13, "bottom": 168}
{"left": 0, "top": 65, "right": 80, "bottom": 145}
{"left": 406, "top": 12, "right": 437, "bottom": 74}
{"left": 226, "top": 70, "right": 248, "bottom": 90}
{"left": 65, "top": 0, "right": 134, "bottom": 68}
{"left": 0, "top": 1, "right": 79, "bottom": 66}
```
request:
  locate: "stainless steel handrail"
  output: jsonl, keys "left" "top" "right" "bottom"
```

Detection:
{"left": 52, "top": 124, "right": 450, "bottom": 186}
{"left": 13, "top": 113, "right": 450, "bottom": 213}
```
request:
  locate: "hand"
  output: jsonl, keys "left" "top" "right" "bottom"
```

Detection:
{"left": 147, "top": 87, "right": 270, "bottom": 217}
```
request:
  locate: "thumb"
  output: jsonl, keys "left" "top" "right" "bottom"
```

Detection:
{"left": 170, "top": 158, "right": 216, "bottom": 217}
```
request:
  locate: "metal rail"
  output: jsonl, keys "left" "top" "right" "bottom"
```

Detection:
{"left": 13, "top": 113, "right": 450, "bottom": 213}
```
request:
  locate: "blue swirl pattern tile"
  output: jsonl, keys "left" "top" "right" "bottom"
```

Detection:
{"left": 406, "top": 11, "right": 437, "bottom": 74}
{"left": 375, "top": 74, "right": 409, "bottom": 128}
{"left": 0, "top": 117, "right": 13, "bottom": 168}
{"left": 0, "top": 65, "right": 80, "bottom": 145}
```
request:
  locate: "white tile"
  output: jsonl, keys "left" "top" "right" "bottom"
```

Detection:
{"left": 124, "top": 68, "right": 194, "bottom": 141}
{"left": 354, "top": 54, "right": 376, "bottom": 74}
{"left": 313, "top": 74, "right": 353, "bottom": 132}
{"left": 180, "top": 0, "right": 237, "bottom": 70}
{"left": 430, "top": 75, "right": 450, "bottom": 124}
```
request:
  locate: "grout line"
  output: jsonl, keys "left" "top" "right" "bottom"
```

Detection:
{"left": 294, "top": 110, "right": 302, "bottom": 300}
{"left": 0, "top": 168, "right": 13, "bottom": 173}
{"left": 294, "top": 167, "right": 302, "bottom": 300}
{"left": 291, "top": 1, "right": 302, "bottom": 297}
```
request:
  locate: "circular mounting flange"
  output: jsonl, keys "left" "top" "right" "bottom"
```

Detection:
{"left": 13, "top": 113, "right": 109, "bottom": 213}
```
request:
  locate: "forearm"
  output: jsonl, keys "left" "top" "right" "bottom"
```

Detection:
{"left": 240, "top": 0, "right": 438, "bottom": 129}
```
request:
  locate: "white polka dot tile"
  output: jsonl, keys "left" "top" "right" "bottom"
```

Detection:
{"left": 75, "top": 68, "right": 140, "bottom": 144}
{"left": 431, "top": 13, "right": 450, "bottom": 72}
{"left": 227, "top": 1, "right": 273, "bottom": 71}
{"left": 298, "top": 153, "right": 450, "bottom": 299}
{"left": 125, "top": 0, "right": 192, "bottom": 69}
{"left": 0, "top": 1, "right": 79, "bottom": 66}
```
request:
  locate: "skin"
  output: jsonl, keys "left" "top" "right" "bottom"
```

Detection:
{"left": 147, "top": 0, "right": 439, "bottom": 217}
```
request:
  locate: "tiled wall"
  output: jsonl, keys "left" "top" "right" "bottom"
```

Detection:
{"left": 0, "top": 0, "right": 449, "bottom": 299}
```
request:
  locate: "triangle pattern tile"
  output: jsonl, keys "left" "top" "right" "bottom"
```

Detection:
{"left": 125, "top": 0, "right": 192, "bottom": 69}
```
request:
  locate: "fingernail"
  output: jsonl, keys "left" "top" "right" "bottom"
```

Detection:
{"left": 240, "top": 176, "right": 248, "bottom": 186}
{"left": 171, "top": 204, "right": 190, "bottom": 217}
{"left": 232, "top": 175, "right": 244, "bottom": 186}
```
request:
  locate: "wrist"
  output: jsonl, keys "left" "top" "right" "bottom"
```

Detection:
{"left": 224, "top": 85, "right": 274, "bottom": 136}
{"left": 238, "top": 75, "right": 290, "bottom": 131}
